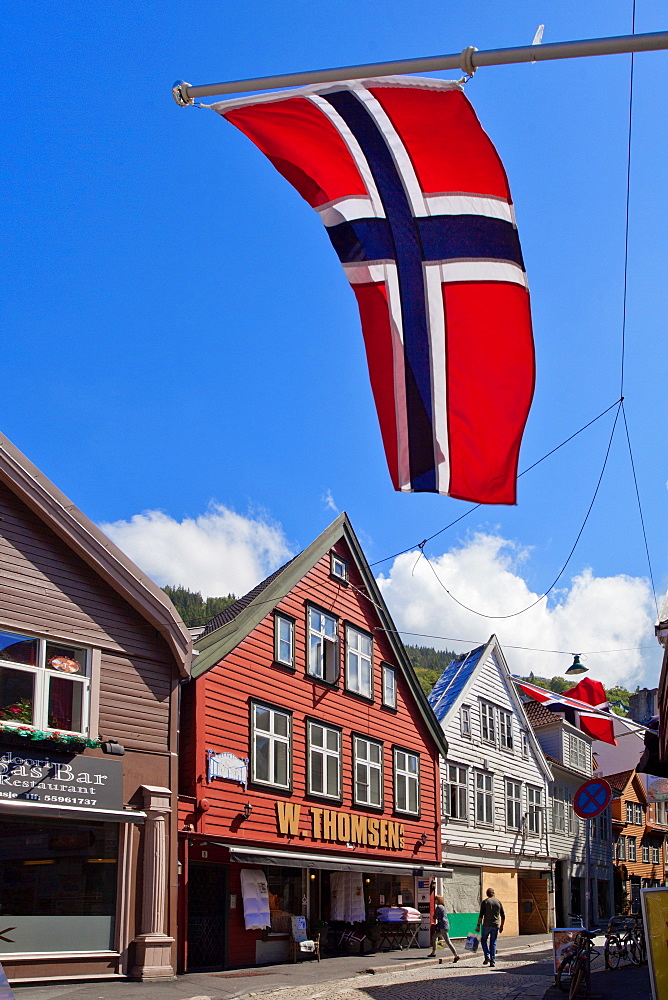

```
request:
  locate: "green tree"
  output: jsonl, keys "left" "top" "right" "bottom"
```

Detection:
{"left": 404, "top": 644, "right": 459, "bottom": 697}
{"left": 163, "top": 585, "right": 236, "bottom": 627}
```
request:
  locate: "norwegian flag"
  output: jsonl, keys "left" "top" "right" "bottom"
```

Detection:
{"left": 517, "top": 678, "right": 617, "bottom": 746}
{"left": 212, "top": 77, "right": 535, "bottom": 504}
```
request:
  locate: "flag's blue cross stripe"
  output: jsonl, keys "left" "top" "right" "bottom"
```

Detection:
{"left": 323, "top": 91, "right": 525, "bottom": 490}
{"left": 324, "top": 90, "right": 439, "bottom": 490}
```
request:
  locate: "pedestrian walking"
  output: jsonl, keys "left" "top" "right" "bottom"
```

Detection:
{"left": 475, "top": 887, "right": 505, "bottom": 967}
{"left": 428, "top": 895, "right": 460, "bottom": 961}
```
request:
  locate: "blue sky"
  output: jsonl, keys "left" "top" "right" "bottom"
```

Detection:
{"left": 3, "top": 1, "right": 667, "bottom": 685}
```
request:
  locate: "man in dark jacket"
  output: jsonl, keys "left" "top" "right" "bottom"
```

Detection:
{"left": 475, "top": 887, "right": 505, "bottom": 967}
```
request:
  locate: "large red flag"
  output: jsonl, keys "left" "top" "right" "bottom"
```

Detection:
{"left": 564, "top": 677, "right": 616, "bottom": 746}
{"left": 212, "top": 77, "right": 535, "bottom": 504}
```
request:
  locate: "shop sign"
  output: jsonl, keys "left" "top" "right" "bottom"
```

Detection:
{"left": 206, "top": 750, "right": 248, "bottom": 788}
{"left": 276, "top": 801, "right": 405, "bottom": 850}
{"left": 0, "top": 746, "right": 122, "bottom": 811}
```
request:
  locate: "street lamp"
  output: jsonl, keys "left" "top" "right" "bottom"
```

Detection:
{"left": 566, "top": 654, "right": 587, "bottom": 676}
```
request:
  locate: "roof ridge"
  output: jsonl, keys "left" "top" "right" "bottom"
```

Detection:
{"left": 201, "top": 555, "right": 298, "bottom": 636}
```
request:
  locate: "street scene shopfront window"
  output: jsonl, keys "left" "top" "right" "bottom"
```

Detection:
{"left": 307, "top": 721, "right": 341, "bottom": 799}
{"left": 266, "top": 866, "right": 303, "bottom": 933}
{"left": 0, "top": 817, "right": 118, "bottom": 954}
{"left": 353, "top": 736, "right": 383, "bottom": 808}
{"left": 394, "top": 748, "right": 419, "bottom": 815}
{"left": 251, "top": 702, "right": 291, "bottom": 789}
{"left": 0, "top": 630, "right": 90, "bottom": 735}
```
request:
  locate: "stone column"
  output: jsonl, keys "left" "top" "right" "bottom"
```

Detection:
{"left": 130, "top": 785, "right": 175, "bottom": 979}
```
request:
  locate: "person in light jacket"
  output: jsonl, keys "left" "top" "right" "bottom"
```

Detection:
{"left": 428, "top": 895, "right": 460, "bottom": 961}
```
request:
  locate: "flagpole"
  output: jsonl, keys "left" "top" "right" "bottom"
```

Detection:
{"left": 173, "top": 29, "right": 668, "bottom": 104}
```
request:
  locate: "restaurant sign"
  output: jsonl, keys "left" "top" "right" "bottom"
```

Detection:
{"left": 0, "top": 745, "right": 123, "bottom": 812}
{"left": 276, "top": 802, "right": 405, "bottom": 850}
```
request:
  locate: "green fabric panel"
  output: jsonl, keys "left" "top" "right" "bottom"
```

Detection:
{"left": 448, "top": 912, "right": 478, "bottom": 938}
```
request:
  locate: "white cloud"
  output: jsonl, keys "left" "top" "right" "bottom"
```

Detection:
{"left": 99, "top": 503, "right": 293, "bottom": 599}
{"left": 322, "top": 489, "right": 339, "bottom": 513}
{"left": 377, "top": 532, "right": 657, "bottom": 690}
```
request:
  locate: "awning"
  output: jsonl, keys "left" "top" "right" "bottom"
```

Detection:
{"left": 0, "top": 800, "right": 146, "bottom": 824}
{"left": 220, "top": 843, "right": 446, "bottom": 877}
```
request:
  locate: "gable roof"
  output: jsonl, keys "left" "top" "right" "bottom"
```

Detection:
{"left": 427, "top": 634, "right": 552, "bottom": 781}
{"left": 523, "top": 699, "right": 562, "bottom": 729}
{"left": 192, "top": 512, "right": 448, "bottom": 757}
{"left": 0, "top": 432, "right": 192, "bottom": 676}
{"left": 604, "top": 769, "right": 636, "bottom": 795}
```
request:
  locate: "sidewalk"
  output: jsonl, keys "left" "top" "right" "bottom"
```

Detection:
{"left": 541, "top": 949, "right": 652, "bottom": 1000}
{"left": 9, "top": 934, "right": 553, "bottom": 1000}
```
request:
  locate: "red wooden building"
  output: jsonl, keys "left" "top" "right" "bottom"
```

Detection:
{"left": 178, "top": 513, "right": 448, "bottom": 971}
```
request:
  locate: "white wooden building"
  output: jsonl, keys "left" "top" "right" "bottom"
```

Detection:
{"left": 523, "top": 700, "right": 614, "bottom": 926}
{"left": 428, "top": 636, "right": 553, "bottom": 937}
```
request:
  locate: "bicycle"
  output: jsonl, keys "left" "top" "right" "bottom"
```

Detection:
{"left": 605, "top": 916, "right": 641, "bottom": 969}
{"left": 556, "top": 928, "right": 600, "bottom": 999}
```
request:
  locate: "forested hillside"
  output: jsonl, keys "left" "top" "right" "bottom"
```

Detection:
{"left": 163, "top": 585, "right": 236, "bottom": 627}
{"left": 404, "top": 644, "right": 458, "bottom": 697}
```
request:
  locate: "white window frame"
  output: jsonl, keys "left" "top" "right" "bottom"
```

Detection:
{"left": 0, "top": 629, "right": 91, "bottom": 737}
{"left": 307, "top": 720, "right": 341, "bottom": 800}
{"left": 552, "top": 786, "right": 567, "bottom": 834}
{"left": 569, "top": 733, "right": 588, "bottom": 772}
{"left": 480, "top": 701, "right": 496, "bottom": 745}
{"left": 330, "top": 552, "right": 349, "bottom": 583}
{"left": 460, "top": 705, "right": 471, "bottom": 738}
{"left": 652, "top": 843, "right": 660, "bottom": 865}
{"left": 521, "top": 731, "right": 529, "bottom": 758}
{"left": 642, "top": 841, "right": 650, "bottom": 863}
{"left": 628, "top": 836, "right": 637, "bottom": 862}
{"left": 617, "top": 835, "right": 626, "bottom": 861}
{"left": 274, "top": 613, "right": 295, "bottom": 667}
{"left": 345, "top": 626, "right": 373, "bottom": 699}
{"left": 353, "top": 735, "right": 383, "bottom": 808}
{"left": 506, "top": 779, "right": 522, "bottom": 830}
{"left": 443, "top": 764, "right": 468, "bottom": 822}
{"left": 307, "top": 607, "right": 339, "bottom": 682}
{"left": 475, "top": 771, "right": 494, "bottom": 826}
{"left": 626, "top": 801, "right": 634, "bottom": 824}
{"left": 394, "top": 748, "right": 420, "bottom": 816}
{"left": 527, "top": 785, "right": 543, "bottom": 835}
{"left": 634, "top": 802, "right": 643, "bottom": 825}
{"left": 382, "top": 664, "right": 397, "bottom": 709}
{"left": 251, "top": 702, "right": 291, "bottom": 790}
{"left": 499, "top": 709, "right": 513, "bottom": 750}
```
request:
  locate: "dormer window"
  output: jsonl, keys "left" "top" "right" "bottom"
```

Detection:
{"left": 0, "top": 629, "right": 90, "bottom": 736}
{"left": 330, "top": 553, "right": 348, "bottom": 583}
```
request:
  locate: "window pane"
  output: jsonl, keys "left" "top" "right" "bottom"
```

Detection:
{"left": 311, "top": 751, "right": 323, "bottom": 793}
{"left": 370, "top": 742, "right": 381, "bottom": 764}
{"left": 409, "top": 779, "right": 418, "bottom": 814}
{"left": 370, "top": 768, "right": 381, "bottom": 804}
{"left": 324, "top": 615, "right": 337, "bottom": 639}
{"left": 0, "top": 667, "right": 34, "bottom": 724}
{"left": 255, "top": 707, "right": 270, "bottom": 733}
{"left": 356, "top": 739, "right": 368, "bottom": 761}
{"left": 397, "top": 775, "right": 406, "bottom": 811}
{"left": 273, "top": 712, "right": 288, "bottom": 738}
{"left": 255, "top": 736, "right": 270, "bottom": 782}
{"left": 326, "top": 729, "right": 339, "bottom": 752}
{"left": 326, "top": 755, "right": 338, "bottom": 795}
{"left": 45, "top": 643, "right": 86, "bottom": 675}
{"left": 48, "top": 677, "right": 83, "bottom": 732}
{"left": 0, "top": 631, "right": 37, "bottom": 667}
{"left": 311, "top": 725, "right": 323, "bottom": 748}
{"left": 274, "top": 742, "right": 288, "bottom": 786}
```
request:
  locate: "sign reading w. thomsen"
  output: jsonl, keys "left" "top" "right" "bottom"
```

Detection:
{"left": 0, "top": 746, "right": 123, "bottom": 812}
{"left": 276, "top": 802, "right": 405, "bottom": 850}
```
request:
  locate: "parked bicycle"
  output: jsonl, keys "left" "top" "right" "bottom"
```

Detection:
{"left": 556, "top": 927, "right": 600, "bottom": 999}
{"left": 604, "top": 915, "right": 645, "bottom": 969}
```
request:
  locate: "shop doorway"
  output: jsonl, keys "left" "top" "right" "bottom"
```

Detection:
{"left": 518, "top": 877, "right": 548, "bottom": 933}
{"left": 187, "top": 862, "right": 227, "bottom": 971}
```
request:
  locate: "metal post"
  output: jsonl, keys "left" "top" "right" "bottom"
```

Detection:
{"left": 585, "top": 818, "right": 591, "bottom": 931}
{"left": 173, "top": 29, "right": 668, "bottom": 104}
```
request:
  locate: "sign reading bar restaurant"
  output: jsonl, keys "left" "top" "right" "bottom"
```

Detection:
{"left": 276, "top": 801, "right": 406, "bottom": 850}
{"left": 0, "top": 745, "right": 123, "bottom": 812}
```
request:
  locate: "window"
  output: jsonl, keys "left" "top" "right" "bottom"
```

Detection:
{"left": 652, "top": 843, "right": 660, "bottom": 865}
{"left": 251, "top": 702, "right": 291, "bottom": 789}
{"left": 274, "top": 613, "right": 294, "bottom": 667}
{"left": 634, "top": 802, "right": 643, "bottom": 825}
{"left": 480, "top": 702, "right": 496, "bottom": 744}
{"left": 460, "top": 705, "right": 471, "bottom": 738}
{"left": 642, "top": 841, "right": 650, "bottom": 863}
{"left": 443, "top": 764, "right": 468, "bottom": 821}
{"left": 475, "top": 772, "right": 493, "bottom": 825}
{"left": 527, "top": 786, "right": 543, "bottom": 835}
{"left": 553, "top": 787, "right": 567, "bottom": 834}
{"left": 0, "top": 629, "right": 90, "bottom": 735}
{"left": 330, "top": 552, "right": 348, "bottom": 583}
{"left": 382, "top": 664, "right": 397, "bottom": 709}
{"left": 617, "top": 835, "right": 626, "bottom": 861}
{"left": 626, "top": 802, "right": 634, "bottom": 824}
{"left": 394, "top": 748, "right": 419, "bottom": 815}
{"left": 521, "top": 731, "right": 529, "bottom": 758}
{"left": 595, "top": 808, "right": 609, "bottom": 840}
{"left": 569, "top": 734, "right": 588, "bottom": 772}
{"left": 345, "top": 626, "right": 373, "bottom": 699}
{"left": 353, "top": 736, "right": 383, "bottom": 808}
{"left": 628, "top": 836, "right": 637, "bottom": 862}
{"left": 506, "top": 779, "right": 522, "bottom": 830}
{"left": 307, "top": 607, "right": 339, "bottom": 682}
{"left": 307, "top": 721, "right": 341, "bottom": 799}
{"left": 499, "top": 709, "right": 513, "bottom": 750}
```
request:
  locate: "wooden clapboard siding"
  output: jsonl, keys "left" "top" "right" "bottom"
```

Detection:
{"left": 0, "top": 481, "right": 177, "bottom": 752}
{"left": 184, "top": 539, "right": 441, "bottom": 865}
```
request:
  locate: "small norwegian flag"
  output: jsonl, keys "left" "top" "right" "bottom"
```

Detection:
{"left": 212, "top": 77, "right": 534, "bottom": 504}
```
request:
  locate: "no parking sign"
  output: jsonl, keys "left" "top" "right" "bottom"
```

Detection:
{"left": 573, "top": 778, "right": 612, "bottom": 819}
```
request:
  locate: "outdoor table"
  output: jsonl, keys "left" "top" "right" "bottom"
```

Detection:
{"left": 377, "top": 920, "right": 421, "bottom": 951}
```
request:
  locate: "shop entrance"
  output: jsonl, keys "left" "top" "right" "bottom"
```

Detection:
{"left": 518, "top": 877, "right": 548, "bottom": 933}
{"left": 187, "top": 862, "right": 227, "bottom": 971}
